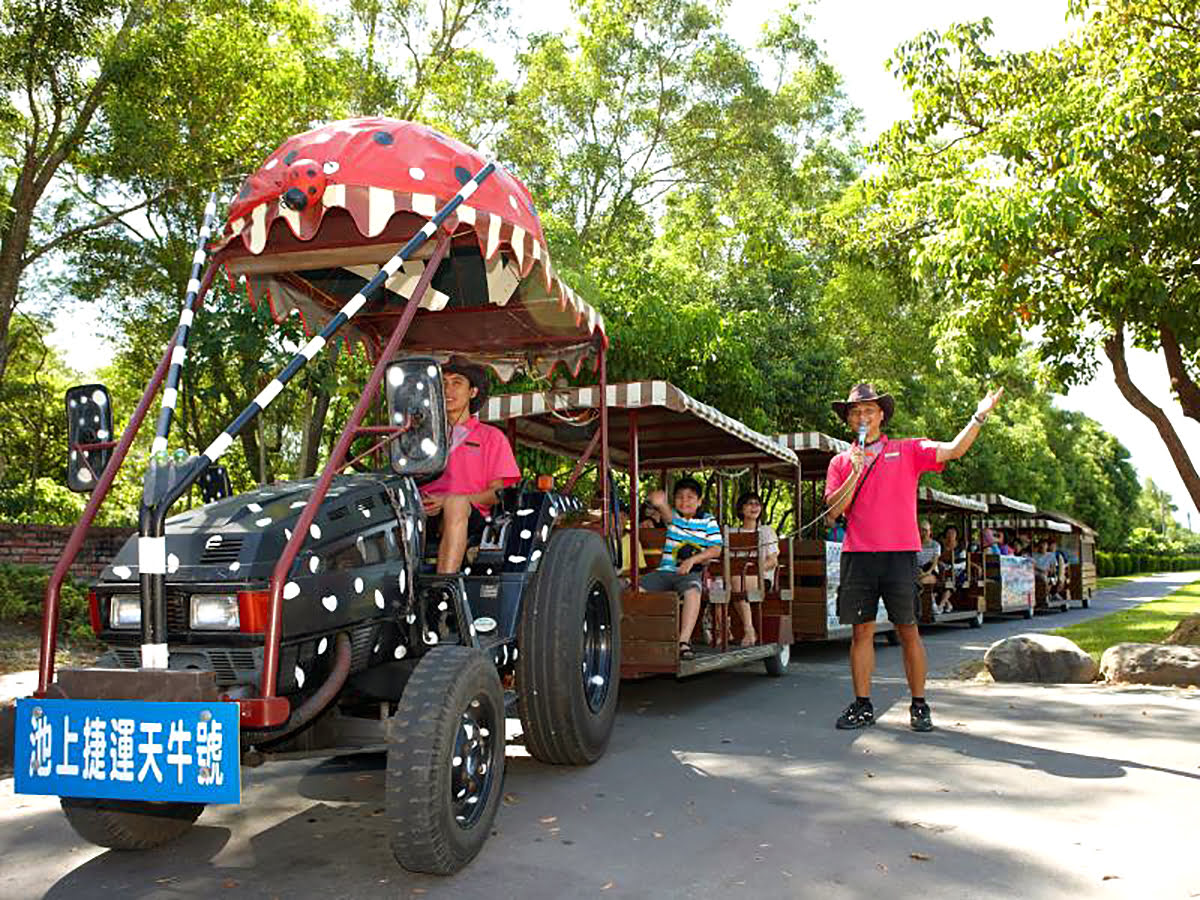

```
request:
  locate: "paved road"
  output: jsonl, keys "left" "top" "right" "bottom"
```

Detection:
{"left": 2, "top": 572, "right": 1198, "bottom": 900}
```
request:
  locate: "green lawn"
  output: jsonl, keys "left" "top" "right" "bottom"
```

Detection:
{"left": 1051, "top": 579, "right": 1200, "bottom": 660}
{"left": 1093, "top": 573, "right": 1154, "bottom": 592}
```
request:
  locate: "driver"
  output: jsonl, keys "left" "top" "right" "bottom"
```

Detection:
{"left": 420, "top": 356, "right": 520, "bottom": 573}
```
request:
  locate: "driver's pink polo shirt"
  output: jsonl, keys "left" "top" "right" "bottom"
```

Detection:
{"left": 824, "top": 436, "right": 943, "bottom": 552}
{"left": 421, "top": 416, "right": 521, "bottom": 514}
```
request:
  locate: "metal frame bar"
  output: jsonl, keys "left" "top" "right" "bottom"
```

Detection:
{"left": 135, "top": 163, "right": 496, "bottom": 685}
{"left": 628, "top": 409, "right": 640, "bottom": 593}
{"left": 37, "top": 262, "right": 220, "bottom": 695}
{"left": 246, "top": 232, "right": 453, "bottom": 728}
{"left": 150, "top": 192, "right": 219, "bottom": 456}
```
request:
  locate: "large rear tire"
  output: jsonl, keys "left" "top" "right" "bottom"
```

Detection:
{"left": 60, "top": 798, "right": 203, "bottom": 850}
{"left": 386, "top": 645, "right": 505, "bottom": 875}
{"left": 517, "top": 528, "right": 621, "bottom": 765}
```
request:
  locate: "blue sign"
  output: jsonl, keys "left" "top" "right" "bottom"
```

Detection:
{"left": 14, "top": 698, "right": 240, "bottom": 805}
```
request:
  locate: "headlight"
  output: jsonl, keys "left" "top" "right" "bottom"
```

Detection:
{"left": 189, "top": 594, "right": 240, "bottom": 630}
{"left": 109, "top": 595, "right": 141, "bottom": 629}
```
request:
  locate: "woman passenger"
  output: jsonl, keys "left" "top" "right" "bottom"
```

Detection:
{"left": 728, "top": 491, "right": 779, "bottom": 647}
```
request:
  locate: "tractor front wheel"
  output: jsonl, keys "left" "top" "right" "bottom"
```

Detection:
{"left": 60, "top": 798, "right": 203, "bottom": 850}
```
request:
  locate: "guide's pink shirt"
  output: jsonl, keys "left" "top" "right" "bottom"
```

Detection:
{"left": 421, "top": 417, "right": 521, "bottom": 514}
{"left": 825, "top": 436, "right": 944, "bottom": 552}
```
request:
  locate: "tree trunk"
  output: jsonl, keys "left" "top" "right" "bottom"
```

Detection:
{"left": 1159, "top": 321, "right": 1200, "bottom": 422}
{"left": 1104, "top": 325, "right": 1200, "bottom": 513}
{"left": 257, "top": 414, "right": 268, "bottom": 486}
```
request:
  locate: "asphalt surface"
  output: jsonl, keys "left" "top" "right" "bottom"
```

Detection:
{"left": 2, "top": 572, "right": 1198, "bottom": 900}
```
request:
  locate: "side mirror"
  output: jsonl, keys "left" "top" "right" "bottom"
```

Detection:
{"left": 385, "top": 357, "right": 448, "bottom": 477}
{"left": 199, "top": 464, "right": 233, "bottom": 503}
{"left": 65, "top": 384, "right": 115, "bottom": 492}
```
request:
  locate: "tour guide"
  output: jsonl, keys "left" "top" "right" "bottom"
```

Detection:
{"left": 824, "top": 382, "right": 1003, "bottom": 732}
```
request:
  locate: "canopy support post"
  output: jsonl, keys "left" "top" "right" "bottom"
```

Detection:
{"left": 628, "top": 409, "right": 640, "bottom": 593}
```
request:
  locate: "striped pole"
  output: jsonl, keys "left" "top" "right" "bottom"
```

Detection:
{"left": 196, "top": 161, "right": 496, "bottom": 472}
{"left": 150, "top": 191, "right": 219, "bottom": 457}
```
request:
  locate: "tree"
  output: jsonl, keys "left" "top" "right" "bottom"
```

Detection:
{"left": 861, "top": 0, "right": 1200, "bottom": 512}
{"left": 0, "top": 0, "right": 149, "bottom": 390}
{"left": 340, "top": 0, "right": 513, "bottom": 145}
{"left": 496, "top": 0, "right": 859, "bottom": 432}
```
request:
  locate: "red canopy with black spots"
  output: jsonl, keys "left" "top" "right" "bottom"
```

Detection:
{"left": 212, "top": 117, "right": 606, "bottom": 378}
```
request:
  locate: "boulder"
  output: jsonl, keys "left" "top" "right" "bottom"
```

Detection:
{"left": 1162, "top": 616, "right": 1200, "bottom": 646}
{"left": 984, "top": 633, "right": 1099, "bottom": 683}
{"left": 1100, "top": 642, "right": 1200, "bottom": 686}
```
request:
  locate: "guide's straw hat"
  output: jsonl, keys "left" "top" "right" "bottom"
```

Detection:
{"left": 832, "top": 382, "right": 895, "bottom": 425}
{"left": 442, "top": 355, "right": 490, "bottom": 413}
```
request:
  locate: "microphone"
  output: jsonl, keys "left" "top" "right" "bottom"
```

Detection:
{"left": 857, "top": 422, "right": 867, "bottom": 446}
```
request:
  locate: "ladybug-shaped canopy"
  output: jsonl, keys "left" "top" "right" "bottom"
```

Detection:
{"left": 212, "top": 118, "right": 606, "bottom": 378}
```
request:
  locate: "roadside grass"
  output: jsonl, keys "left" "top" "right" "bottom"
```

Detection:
{"left": 1094, "top": 573, "right": 1154, "bottom": 592}
{"left": 1050, "top": 579, "right": 1200, "bottom": 660}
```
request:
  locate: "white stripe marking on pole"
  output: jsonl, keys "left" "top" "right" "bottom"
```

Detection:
{"left": 151, "top": 436, "right": 168, "bottom": 454}
{"left": 139, "top": 536, "right": 167, "bottom": 574}
{"left": 141, "top": 643, "right": 169, "bottom": 669}
{"left": 382, "top": 255, "right": 403, "bottom": 277}
{"left": 343, "top": 292, "right": 367, "bottom": 318}
{"left": 459, "top": 179, "right": 479, "bottom": 201}
{"left": 162, "top": 387, "right": 177, "bottom": 410}
{"left": 255, "top": 379, "right": 284, "bottom": 408}
{"left": 301, "top": 336, "right": 326, "bottom": 359}
{"left": 193, "top": 250, "right": 206, "bottom": 265}
{"left": 180, "top": 309, "right": 194, "bottom": 328}
{"left": 419, "top": 220, "right": 437, "bottom": 238}
{"left": 171, "top": 346, "right": 186, "bottom": 367}
{"left": 187, "top": 278, "right": 201, "bottom": 295}
{"left": 205, "top": 431, "right": 234, "bottom": 461}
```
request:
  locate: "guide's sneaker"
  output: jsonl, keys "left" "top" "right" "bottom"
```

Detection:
{"left": 910, "top": 701, "right": 934, "bottom": 732}
{"left": 835, "top": 700, "right": 875, "bottom": 730}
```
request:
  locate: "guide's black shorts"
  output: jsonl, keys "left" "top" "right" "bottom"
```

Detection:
{"left": 837, "top": 551, "right": 920, "bottom": 625}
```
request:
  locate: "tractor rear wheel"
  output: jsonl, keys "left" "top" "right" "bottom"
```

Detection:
{"left": 517, "top": 529, "right": 621, "bottom": 765}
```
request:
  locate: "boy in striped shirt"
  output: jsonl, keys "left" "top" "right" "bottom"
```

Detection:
{"left": 642, "top": 478, "right": 723, "bottom": 659}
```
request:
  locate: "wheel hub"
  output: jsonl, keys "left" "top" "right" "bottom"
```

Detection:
{"left": 450, "top": 695, "right": 498, "bottom": 827}
{"left": 581, "top": 581, "right": 614, "bottom": 713}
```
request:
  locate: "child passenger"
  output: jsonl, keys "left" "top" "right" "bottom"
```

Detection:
{"left": 641, "top": 478, "right": 723, "bottom": 660}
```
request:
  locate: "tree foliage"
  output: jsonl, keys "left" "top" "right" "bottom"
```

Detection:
{"left": 0, "top": 0, "right": 1187, "bottom": 551}
{"left": 857, "top": 0, "right": 1200, "bottom": 511}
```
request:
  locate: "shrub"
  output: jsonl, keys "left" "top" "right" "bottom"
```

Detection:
{"left": 0, "top": 563, "right": 92, "bottom": 642}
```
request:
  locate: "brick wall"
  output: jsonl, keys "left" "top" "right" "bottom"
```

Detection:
{"left": 0, "top": 523, "right": 135, "bottom": 580}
